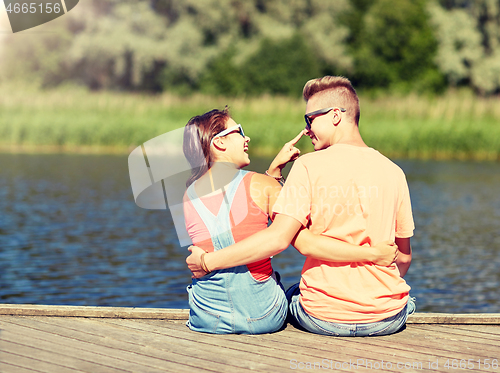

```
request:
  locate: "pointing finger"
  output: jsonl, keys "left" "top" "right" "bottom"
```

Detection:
{"left": 288, "top": 130, "right": 306, "bottom": 146}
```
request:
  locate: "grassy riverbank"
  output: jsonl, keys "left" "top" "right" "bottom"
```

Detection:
{"left": 1, "top": 84, "right": 499, "bottom": 160}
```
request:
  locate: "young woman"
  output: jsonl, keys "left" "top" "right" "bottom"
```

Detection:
{"left": 182, "top": 108, "right": 397, "bottom": 334}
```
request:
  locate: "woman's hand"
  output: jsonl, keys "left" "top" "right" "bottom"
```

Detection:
{"left": 371, "top": 240, "right": 399, "bottom": 266}
{"left": 267, "top": 130, "right": 306, "bottom": 177}
{"left": 186, "top": 245, "right": 208, "bottom": 278}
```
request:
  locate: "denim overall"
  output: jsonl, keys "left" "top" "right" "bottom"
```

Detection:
{"left": 186, "top": 170, "right": 287, "bottom": 334}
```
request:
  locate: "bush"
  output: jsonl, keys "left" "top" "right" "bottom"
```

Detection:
{"left": 243, "top": 33, "right": 320, "bottom": 96}
{"left": 347, "top": 0, "right": 445, "bottom": 92}
{"left": 199, "top": 33, "right": 320, "bottom": 97}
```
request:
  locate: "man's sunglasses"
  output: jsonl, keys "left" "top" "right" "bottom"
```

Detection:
{"left": 210, "top": 124, "right": 245, "bottom": 147}
{"left": 304, "top": 107, "right": 346, "bottom": 131}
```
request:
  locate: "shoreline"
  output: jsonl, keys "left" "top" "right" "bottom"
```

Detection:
{"left": 2, "top": 88, "right": 500, "bottom": 162}
{"left": 1, "top": 143, "right": 498, "bottom": 161}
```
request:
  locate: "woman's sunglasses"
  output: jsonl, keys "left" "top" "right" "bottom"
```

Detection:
{"left": 304, "top": 107, "right": 346, "bottom": 131}
{"left": 210, "top": 124, "right": 246, "bottom": 147}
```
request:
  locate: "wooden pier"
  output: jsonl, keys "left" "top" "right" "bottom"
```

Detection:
{"left": 0, "top": 305, "right": 499, "bottom": 373}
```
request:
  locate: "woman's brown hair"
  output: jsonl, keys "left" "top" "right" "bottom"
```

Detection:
{"left": 183, "top": 108, "right": 230, "bottom": 187}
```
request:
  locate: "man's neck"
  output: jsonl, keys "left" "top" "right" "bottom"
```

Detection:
{"left": 335, "top": 138, "right": 368, "bottom": 147}
{"left": 330, "top": 128, "right": 368, "bottom": 148}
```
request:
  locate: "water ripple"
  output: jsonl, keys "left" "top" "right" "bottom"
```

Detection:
{"left": 0, "top": 154, "right": 499, "bottom": 312}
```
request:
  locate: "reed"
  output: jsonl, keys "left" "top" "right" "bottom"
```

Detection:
{"left": 0, "top": 84, "right": 498, "bottom": 160}
{"left": 360, "top": 91, "right": 500, "bottom": 160}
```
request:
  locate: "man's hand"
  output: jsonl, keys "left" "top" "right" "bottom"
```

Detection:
{"left": 371, "top": 240, "right": 398, "bottom": 266}
{"left": 186, "top": 245, "right": 208, "bottom": 278}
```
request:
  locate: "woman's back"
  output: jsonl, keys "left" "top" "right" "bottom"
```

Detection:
{"left": 184, "top": 170, "right": 287, "bottom": 334}
{"left": 185, "top": 171, "right": 272, "bottom": 280}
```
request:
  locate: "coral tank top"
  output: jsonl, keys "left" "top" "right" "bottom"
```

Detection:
{"left": 184, "top": 172, "right": 272, "bottom": 281}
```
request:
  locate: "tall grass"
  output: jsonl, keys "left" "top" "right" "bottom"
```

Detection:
{"left": 360, "top": 91, "right": 500, "bottom": 160}
{"left": 1, "top": 84, "right": 499, "bottom": 160}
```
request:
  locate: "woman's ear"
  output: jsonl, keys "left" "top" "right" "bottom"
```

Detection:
{"left": 212, "top": 137, "right": 227, "bottom": 151}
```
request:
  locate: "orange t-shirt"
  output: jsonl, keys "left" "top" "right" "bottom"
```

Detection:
{"left": 273, "top": 144, "right": 414, "bottom": 323}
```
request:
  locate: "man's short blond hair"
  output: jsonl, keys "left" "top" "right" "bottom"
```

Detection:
{"left": 303, "top": 76, "right": 360, "bottom": 125}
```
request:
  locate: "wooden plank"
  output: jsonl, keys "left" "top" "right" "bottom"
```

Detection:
{"left": 0, "top": 338, "right": 129, "bottom": 373}
{"left": 0, "top": 361, "right": 45, "bottom": 373}
{"left": 1, "top": 320, "right": 186, "bottom": 373}
{"left": 2, "top": 305, "right": 500, "bottom": 324}
{"left": 1, "top": 360, "right": 44, "bottom": 373}
{"left": 281, "top": 325, "right": 488, "bottom": 372}
{"left": 247, "top": 329, "right": 424, "bottom": 372}
{"left": 389, "top": 325, "right": 499, "bottom": 356}
{"left": 443, "top": 324, "right": 500, "bottom": 337}
{"left": 2, "top": 313, "right": 500, "bottom": 373}
{"left": 1, "top": 316, "right": 225, "bottom": 373}
{"left": 348, "top": 325, "right": 494, "bottom": 356}
{"left": 4, "top": 316, "right": 269, "bottom": 373}
{"left": 285, "top": 327, "right": 486, "bottom": 372}
{"left": 97, "top": 318, "right": 308, "bottom": 373}
{"left": 224, "top": 323, "right": 451, "bottom": 373}
{"left": 0, "top": 351, "right": 79, "bottom": 373}
{"left": 6, "top": 316, "right": 275, "bottom": 373}
{"left": 128, "top": 319, "right": 435, "bottom": 373}
{"left": 0, "top": 304, "right": 189, "bottom": 319}
{"left": 411, "top": 324, "right": 500, "bottom": 344}
{"left": 407, "top": 313, "right": 500, "bottom": 324}
{"left": 101, "top": 318, "right": 383, "bottom": 373}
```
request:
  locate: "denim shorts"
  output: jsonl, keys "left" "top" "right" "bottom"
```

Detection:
{"left": 286, "top": 282, "right": 416, "bottom": 337}
{"left": 187, "top": 270, "right": 288, "bottom": 334}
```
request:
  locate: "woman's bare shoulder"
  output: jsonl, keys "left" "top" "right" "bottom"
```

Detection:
{"left": 250, "top": 172, "right": 281, "bottom": 193}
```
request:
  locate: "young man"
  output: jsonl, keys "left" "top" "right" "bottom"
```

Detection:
{"left": 187, "top": 76, "right": 415, "bottom": 336}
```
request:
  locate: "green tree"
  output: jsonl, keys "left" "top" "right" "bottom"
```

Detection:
{"left": 430, "top": 0, "right": 500, "bottom": 94}
{"left": 242, "top": 33, "right": 320, "bottom": 96}
{"left": 348, "top": 0, "right": 443, "bottom": 92}
{"left": 428, "top": 1, "right": 482, "bottom": 86}
{"left": 0, "top": 14, "right": 74, "bottom": 86}
{"left": 0, "top": 0, "right": 173, "bottom": 90}
{"left": 0, "top": 0, "right": 353, "bottom": 94}
{"left": 199, "top": 47, "right": 245, "bottom": 96}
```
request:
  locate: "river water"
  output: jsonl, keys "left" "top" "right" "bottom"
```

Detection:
{"left": 0, "top": 153, "right": 499, "bottom": 312}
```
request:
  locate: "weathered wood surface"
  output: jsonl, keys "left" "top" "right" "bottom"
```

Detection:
{"left": 0, "top": 304, "right": 190, "bottom": 320}
{"left": 1, "top": 307, "right": 499, "bottom": 373}
{"left": 408, "top": 313, "right": 500, "bottom": 325}
{"left": 1, "top": 304, "right": 499, "bottom": 324}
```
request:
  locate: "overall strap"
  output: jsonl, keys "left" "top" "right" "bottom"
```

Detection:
{"left": 187, "top": 170, "right": 248, "bottom": 251}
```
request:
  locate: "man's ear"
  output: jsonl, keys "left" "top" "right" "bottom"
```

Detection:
{"left": 332, "top": 108, "right": 342, "bottom": 127}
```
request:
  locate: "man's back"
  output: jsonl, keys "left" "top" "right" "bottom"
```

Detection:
{"left": 274, "top": 144, "right": 414, "bottom": 323}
